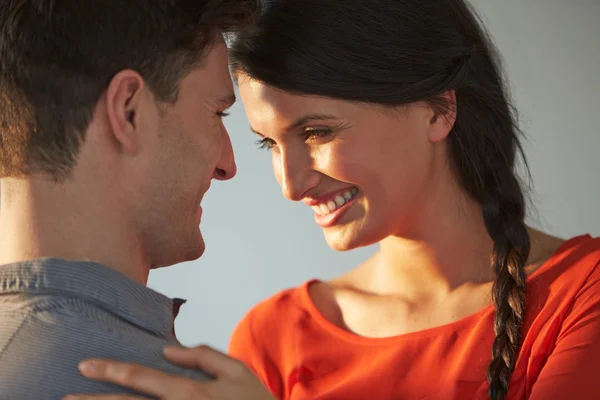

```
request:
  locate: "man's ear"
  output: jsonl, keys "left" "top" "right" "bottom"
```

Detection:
{"left": 105, "top": 70, "right": 146, "bottom": 154}
{"left": 427, "top": 90, "right": 457, "bottom": 143}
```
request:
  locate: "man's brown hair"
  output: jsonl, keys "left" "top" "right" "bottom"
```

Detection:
{"left": 0, "top": 0, "right": 260, "bottom": 181}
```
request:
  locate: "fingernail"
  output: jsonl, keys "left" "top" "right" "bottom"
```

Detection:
{"left": 79, "top": 360, "right": 99, "bottom": 374}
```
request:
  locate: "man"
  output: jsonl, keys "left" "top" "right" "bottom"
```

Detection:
{"left": 0, "top": 0, "right": 259, "bottom": 398}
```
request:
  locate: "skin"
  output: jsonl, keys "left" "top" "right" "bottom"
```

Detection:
{"left": 0, "top": 37, "right": 237, "bottom": 283}
{"left": 238, "top": 74, "right": 564, "bottom": 338}
{"left": 65, "top": 346, "right": 274, "bottom": 400}
{"left": 1, "top": 34, "right": 271, "bottom": 400}
{"left": 63, "top": 73, "right": 565, "bottom": 398}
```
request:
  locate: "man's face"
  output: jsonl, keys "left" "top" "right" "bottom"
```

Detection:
{"left": 134, "top": 38, "right": 236, "bottom": 268}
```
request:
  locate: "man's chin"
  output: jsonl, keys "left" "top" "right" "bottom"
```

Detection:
{"left": 149, "top": 236, "right": 205, "bottom": 270}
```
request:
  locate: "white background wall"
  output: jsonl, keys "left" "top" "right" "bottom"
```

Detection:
{"left": 148, "top": 0, "right": 600, "bottom": 351}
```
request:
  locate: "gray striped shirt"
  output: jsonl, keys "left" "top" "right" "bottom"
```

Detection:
{"left": 0, "top": 258, "right": 210, "bottom": 400}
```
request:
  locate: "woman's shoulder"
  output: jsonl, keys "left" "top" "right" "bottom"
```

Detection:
{"left": 526, "top": 234, "right": 600, "bottom": 312}
{"left": 227, "top": 281, "right": 318, "bottom": 395}
{"left": 241, "top": 281, "right": 314, "bottom": 322}
{"left": 530, "top": 234, "right": 600, "bottom": 283}
{"left": 228, "top": 281, "right": 315, "bottom": 351}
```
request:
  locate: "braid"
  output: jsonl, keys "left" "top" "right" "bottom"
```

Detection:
{"left": 443, "top": 33, "right": 531, "bottom": 399}
{"left": 482, "top": 172, "right": 530, "bottom": 400}
{"left": 230, "top": 0, "right": 535, "bottom": 397}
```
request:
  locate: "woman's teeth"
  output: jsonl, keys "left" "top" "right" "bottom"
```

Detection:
{"left": 312, "top": 187, "right": 358, "bottom": 215}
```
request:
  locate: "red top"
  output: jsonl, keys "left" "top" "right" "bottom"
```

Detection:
{"left": 229, "top": 235, "right": 600, "bottom": 399}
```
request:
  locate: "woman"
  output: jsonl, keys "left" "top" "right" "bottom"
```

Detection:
{"left": 65, "top": 0, "right": 600, "bottom": 399}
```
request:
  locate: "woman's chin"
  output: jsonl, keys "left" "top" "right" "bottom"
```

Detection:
{"left": 323, "top": 222, "right": 385, "bottom": 252}
{"left": 323, "top": 228, "right": 366, "bottom": 252}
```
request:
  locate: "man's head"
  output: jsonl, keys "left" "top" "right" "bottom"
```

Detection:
{"left": 0, "top": 0, "right": 259, "bottom": 269}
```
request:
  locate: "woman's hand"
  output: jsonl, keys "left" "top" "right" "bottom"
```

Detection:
{"left": 63, "top": 345, "right": 275, "bottom": 400}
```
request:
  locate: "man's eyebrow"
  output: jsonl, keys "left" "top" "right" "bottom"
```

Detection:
{"left": 216, "top": 93, "right": 237, "bottom": 108}
{"left": 249, "top": 113, "right": 339, "bottom": 137}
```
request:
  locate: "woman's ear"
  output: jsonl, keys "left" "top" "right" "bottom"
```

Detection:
{"left": 428, "top": 90, "right": 457, "bottom": 143}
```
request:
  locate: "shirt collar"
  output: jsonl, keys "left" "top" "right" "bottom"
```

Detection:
{"left": 0, "top": 258, "right": 186, "bottom": 339}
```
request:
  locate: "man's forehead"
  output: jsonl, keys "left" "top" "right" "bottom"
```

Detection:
{"left": 182, "top": 62, "right": 233, "bottom": 100}
{"left": 201, "top": 41, "right": 235, "bottom": 102}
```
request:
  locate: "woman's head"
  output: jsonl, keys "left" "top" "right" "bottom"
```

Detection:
{"left": 231, "top": 0, "right": 531, "bottom": 399}
{"left": 238, "top": 78, "right": 458, "bottom": 251}
{"left": 232, "top": 0, "right": 526, "bottom": 246}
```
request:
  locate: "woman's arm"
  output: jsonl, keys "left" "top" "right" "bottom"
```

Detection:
{"left": 63, "top": 346, "right": 275, "bottom": 400}
{"left": 529, "top": 261, "right": 600, "bottom": 399}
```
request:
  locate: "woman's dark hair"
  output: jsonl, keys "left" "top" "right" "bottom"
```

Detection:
{"left": 230, "top": 1, "right": 530, "bottom": 398}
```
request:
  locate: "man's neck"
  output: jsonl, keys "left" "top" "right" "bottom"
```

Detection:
{"left": 0, "top": 177, "right": 150, "bottom": 285}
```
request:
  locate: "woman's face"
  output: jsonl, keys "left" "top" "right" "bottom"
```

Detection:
{"left": 238, "top": 75, "right": 454, "bottom": 251}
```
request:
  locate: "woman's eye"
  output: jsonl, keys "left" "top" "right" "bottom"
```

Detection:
{"left": 304, "top": 129, "right": 332, "bottom": 141}
{"left": 256, "top": 137, "right": 276, "bottom": 150}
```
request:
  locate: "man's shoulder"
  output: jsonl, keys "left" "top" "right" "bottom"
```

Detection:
{"left": 0, "top": 294, "right": 209, "bottom": 399}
